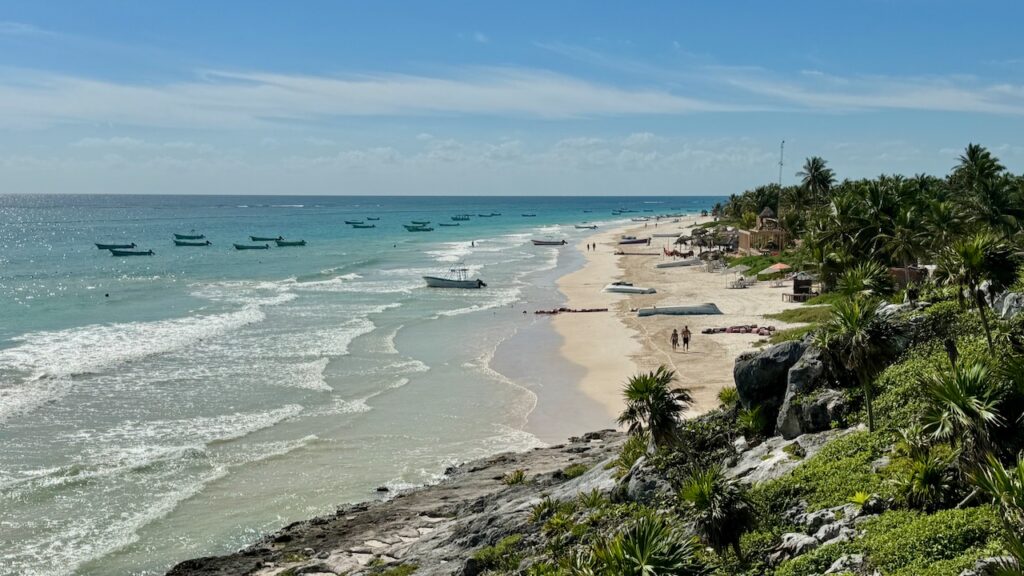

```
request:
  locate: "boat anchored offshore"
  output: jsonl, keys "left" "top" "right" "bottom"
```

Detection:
{"left": 234, "top": 243, "right": 269, "bottom": 250}
{"left": 95, "top": 242, "right": 136, "bottom": 250}
{"left": 366, "top": 217, "right": 380, "bottom": 221}
{"left": 351, "top": 224, "right": 376, "bottom": 229}
{"left": 275, "top": 239, "right": 307, "bottom": 247}
{"left": 438, "top": 223, "right": 460, "bottom": 227}
{"left": 174, "top": 239, "right": 212, "bottom": 246}
{"left": 411, "top": 220, "right": 431, "bottom": 225}
{"left": 531, "top": 239, "right": 567, "bottom": 246}
{"left": 344, "top": 220, "right": 363, "bottom": 225}
{"left": 173, "top": 232, "right": 205, "bottom": 240}
{"left": 404, "top": 224, "right": 434, "bottom": 232}
{"left": 250, "top": 235, "right": 282, "bottom": 242}
{"left": 423, "top": 267, "right": 486, "bottom": 289}
{"left": 452, "top": 215, "right": 471, "bottom": 221}
{"left": 110, "top": 248, "right": 154, "bottom": 256}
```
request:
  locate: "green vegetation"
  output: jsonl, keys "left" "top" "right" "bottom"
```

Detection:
{"left": 561, "top": 463, "right": 589, "bottom": 479}
{"left": 617, "top": 366, "right": 692, "bottom": 449}
{"left": 502, "top": 469, "right": 527, "bottom": 485}
{"left": 717, "top": 385, "right": 739, "bottom": 407}
{"left": 766, "top": 324, "right": 816, "bottom": 345}
{"left": 764, "top": 306, "right": 832, "bottom": 325}
{"left": 472, "top": 535, "right": 524, "bottom": 571}
{"left": 373, "top": 565, "right": 419, "bottom": 576}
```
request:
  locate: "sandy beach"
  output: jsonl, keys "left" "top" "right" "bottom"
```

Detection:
{"left": 553, "top": 216, "right": 804, "bottom": 420}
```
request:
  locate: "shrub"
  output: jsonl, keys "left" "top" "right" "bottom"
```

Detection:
{"left": 530, "top": 496, "right": 575, "bottom": 523}
{"left": 561, "top": 463, "right": 589, "bottom": 479}
{"left": 768, "top": 325, "right": 817, "bottom": 345}
{"left": 503, "top": 469, "right": 527, "bottom": 485}
{"left": 891, "top": 447, "right": 959, "bottom": 512}
{"left": 578, "top": 489, "right": 607, "bottom": 509}
{"left": 574, "top": 513, "right": 705, "bottom": 575}
{"left": 849, "top": 491, "right": 871, "bottom": 507}
{"left": 614, "top": 433, "right": 649, "bottom": 478}
{"left": 737, "top": 406, "right": 770, "bottom": 439}
{"left": 765, "top": 306, "right": 833, "bottom": 325}
{"left": 718, "top": 386, "right": 740, "bottom": 408}
{"left": 471, "top": 534, "right": 523, "bottom": 571}
{"left": 752, "top": 431, "right": 894, "bottom": 513}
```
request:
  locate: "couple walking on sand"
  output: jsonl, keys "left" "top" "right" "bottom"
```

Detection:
{"left": 670, "top": 326, "right": 691, "bottom": 352}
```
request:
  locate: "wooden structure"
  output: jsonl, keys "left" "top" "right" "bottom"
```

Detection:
{"left": 782, "top": 271, "right": 817, "bottom": 303}
{"left": 737, "top": 206, "right": 788, "bottom": 255}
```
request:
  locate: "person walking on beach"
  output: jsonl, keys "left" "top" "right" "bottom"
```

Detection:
{"left": 681, "top": 326, "right": 691, "bottom": 351}
{"left": 670, "top": 328, "right": 679, "bottom": 351}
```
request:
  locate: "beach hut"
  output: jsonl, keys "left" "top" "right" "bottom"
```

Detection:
{"left": 737, "top": 206, "right": 789, "bottom": 255}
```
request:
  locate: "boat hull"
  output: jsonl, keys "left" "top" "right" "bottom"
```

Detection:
{"left": 637, "top": 303, "right": 722, "bottom": 317}
{"left": 110, "top": 249, "right": 154, "bottom": 256}
{"left": 174, "top": 240, "right": 211, "bottom": 246}
{"left": 423, "top": 276, "right": 486, "bottom": 289}
{"left": 438, "top": 223, "right": 460, "bottom": 227}
{"left": 575, "top": 225, "right": 597, "bottom": 229}
{"left": 618, "top": 238, "right": 650, "bottom": 245}
{"left": 351, "top": 224, "right": 375, "bottom": 228}
{"left": 95, "top": 243, "right": 135, "bottom": 250}
{"left": 531, "top": 240, "right": 566, "bottom": 246}
{"left": 404, "top": 225, "right": 434, "bottom": 231}
{"left": 173, "top": 234, "right": 204, "bottom": 240}
{"left": 655, "top": 258, "right": 701, "bottom": 268}
{"left": 603, "top": 284, "right": 656, "bottom": 294}
{"left": 234, "top": 243, "right": 269, "bottom": 250}
{"left": 275, "top": 240, "right": 306, "bottom": 247}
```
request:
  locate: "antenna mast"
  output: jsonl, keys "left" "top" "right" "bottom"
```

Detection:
{"left": 778, "top": 140, "right": 785, "bottom": 188}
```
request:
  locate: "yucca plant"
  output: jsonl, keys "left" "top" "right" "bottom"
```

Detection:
{"left": 971, "top": 454, "right": 1024, "bottom": 575}
{"left": 836, "top": 260, "right": 895, "bottom": 297}
{"left": 893, "top": 448, "right": 958, "bottom": 512}
{"left": 678, "top": 466, "right": 754, "bottom": 561}
{"left": 577, "top": 489, "right": 607, "bottom": 509}
{"left": 503, "top": 469, "right": 527, "bottom": 486}
{"left": 736, "top": 405, "right": 768, "bottom": 439}
{"left": 717, "top": 386, "right": 740, "bottom": 408}
{"left": 574, "top": 513, "right": 706, "bottom": 576}
{"left": 618, "top": 366, "right": 693, "bottom": 451}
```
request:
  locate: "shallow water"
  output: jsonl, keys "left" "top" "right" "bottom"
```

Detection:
{"left": 0, "top": 194, "right": 717, "bottom": 575}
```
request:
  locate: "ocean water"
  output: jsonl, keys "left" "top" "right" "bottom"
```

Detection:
{"left": 0, "top": 194, "right": 717, "bottom": 576}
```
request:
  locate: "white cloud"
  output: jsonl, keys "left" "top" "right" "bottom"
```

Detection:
{"left": 474, "top": 32, "right": 489, "bottom": 44}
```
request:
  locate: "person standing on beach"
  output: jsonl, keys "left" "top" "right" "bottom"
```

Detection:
{"left": 681, "top": 326, "right": 691, "bottom": 351}
{"left": 670, "top": 328, "right": 679, "bottom": 351}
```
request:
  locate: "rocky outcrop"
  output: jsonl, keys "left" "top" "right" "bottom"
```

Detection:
{"left": 959, "top": 556, "right": 1021, "bottom": 576}
{"left": 620, "top": 457, "right": 674, "bottom": 504}
{"left": 777, "top": 388, "right": 850, "bottom": 440}
{"left": 770, "top": 490, "right": 889, "bottom": 566}
{"left": 166, "top": 431, "right": 626, "bottom": 576}
{"left": 992, "top": 291, "right": 1024, "bottom": 320}
{"left": 726, "top": 426, "right": 859, "bottom": 484}
{"left": 734, "top": 340, "right": 806, "bottom": 427}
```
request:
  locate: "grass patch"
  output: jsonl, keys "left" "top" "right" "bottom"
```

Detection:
{"left": 502, "top": 469, "right": 527, "bottom": 485}
{"left": 764, "top": 305, "right": 832, "bottom": 325}
{"left": 766, "top": 325, "right": 816, "bottom": 345}
{"left": 374, "top": 565, "right": 419, "bottom": 576}
{"left": 802, "top": 292, "right": 847, "bottom": 306}
{"left": 472, "top": 534, "right": 523, "bottom": 571}
{"left": 561, "top": 463, "right": 589, "bottom": 479}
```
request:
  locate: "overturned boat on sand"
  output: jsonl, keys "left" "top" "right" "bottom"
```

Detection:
{"left": 603, "top": 282, "right": 656, "bottom": 295}
{"left": 636, "top": 303, "right": 722, "bottom": 317}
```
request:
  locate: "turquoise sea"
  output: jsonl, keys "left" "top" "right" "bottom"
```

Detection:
{"left": 0, "top": 194, "right": 718, "bottom": 576}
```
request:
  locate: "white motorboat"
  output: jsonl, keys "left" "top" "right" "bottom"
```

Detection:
{"left": 575, "top": 224, "right": 598, "bottom": 229}
{"left": 603, "top": 282, "right": 656, "bottom": 295}
{"left": 423, "top": 267, "right": 486, "bottom": 289}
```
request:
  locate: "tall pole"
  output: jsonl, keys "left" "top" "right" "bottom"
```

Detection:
{"left": 778, "top": 140, "right": 785, "bottom": 188}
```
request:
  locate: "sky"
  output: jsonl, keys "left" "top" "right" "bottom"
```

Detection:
{"left": 1, "top": 0, "right": 1023, "bottom": 196}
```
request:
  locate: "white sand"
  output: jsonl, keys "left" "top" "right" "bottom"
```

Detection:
{"left": 552, "top": 217, "right": 803, "bottom": 420}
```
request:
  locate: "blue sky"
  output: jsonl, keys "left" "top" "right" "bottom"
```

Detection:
{"left": 1, "top": 0, "right": 1023, "bottom": 195}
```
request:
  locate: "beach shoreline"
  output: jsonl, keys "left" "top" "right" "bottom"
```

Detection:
{"left": 549, "top": 215, "right": 804, "bottom": 419}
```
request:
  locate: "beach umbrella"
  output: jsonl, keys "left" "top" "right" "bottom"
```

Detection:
{"left": 757, "top": 262, "right": 792, "bottom": 276}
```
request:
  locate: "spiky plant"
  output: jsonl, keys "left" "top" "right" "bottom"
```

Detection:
{"left": 922, "top": 361, "right": 1004, "bottom": 466}
{"left": 971, "top": 454, "right": 1024, "bottom": 575}
{"left": 893, "top": 448, "right": 958, "bottom": 512}
{"left": 575, "top": 513, "right": 706, "bottom": 576}
{"left": 679, "top": 466, "right": 754, "bottom": 560}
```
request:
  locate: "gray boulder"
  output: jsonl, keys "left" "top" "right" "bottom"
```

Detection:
{"left": 734, "top": 340, "right": 806, "bottom": 415}
{"left": 958, "top": 556, "right": 1019, "bottom": 576}
{"left": 770, "top": 532, "right": 819, "bottom": 563}
{"left": 777, "top": 386, "right": 848, "bottom": 440}
{"left": 993, "top": 291, "right": 1024, "bottom": 320}
{"left": 825, "top": 553, "right": 867, "bottom": 575}
{"left": 620, "top": 457, "right": 674, "bottom": 504}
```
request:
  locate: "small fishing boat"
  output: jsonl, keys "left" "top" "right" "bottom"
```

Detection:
{"left": 531, "top": 239, "right": 567, "bottom": 246}
{"left": 95, "top": 242, "right": 136, "bottom": 250}
{"left": 173, "top": 233, "right": 205, "bottom": 240}
{"left": 250, "top": 235, "right": 282, "bottom": 242}
{"left": 351, "top": 224, "right": 376, "bottom": 229}
{"left": 477, "top": 214, "right": 493, "bottom": 217}
{"left": 174, "top": 239, "right": 211, "bottom": 246}
{"left": 234, "top": 243, "right": 269, "bottom": 250}
{"left": 575, "top": 224, "right": 598, "bottom": 230}
{"left": 652, "top": 232, "right": 682, "bottom": 238}
{"left": 344, "top": 220, "right": 363, "bottom": 225}
{"left": 366, "top": 217, "right": 380, "bottom": 221}
{"left": 438, "top": 223, "right": 460, "bottom": 227}
{"left": 631, "top": 217, "right": 650, "bottom": 222}
{"left": 110, "top": 249, "right": 154, "bottom": 256}
{"left": 603, "top": 282, "right": 655, "bottom": 295}
{"left": 404, "top": 224, "right": 434, "bottom": 232}
{"left": 489, "top": 213, "right": 501, "bottom": 216}
{"left": 452, "top": 215, "right": 470, "bottom": 221}
{"left": 275, "top": 239, "right": 307, "bottom": 247}
{"left": 411, "top": 220, "right": 431, "bottom": 225}
{"left": 583, "top": 210, "right": 593, "bottom": 213}
{"left": 423, "top": 267, "right": 486, "bottom": 289}
{"left": 521, "top": 213, "right": 536, "bottom": 217}
{"left": 619, "top": 237, "right": 651, "bottom": 245}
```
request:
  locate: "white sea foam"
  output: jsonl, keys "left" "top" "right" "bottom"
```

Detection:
{"left": 288, "top": 358, "right": 333, "bottom": 391}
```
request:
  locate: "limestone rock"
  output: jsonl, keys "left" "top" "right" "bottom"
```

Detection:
{"left": 734, "top": 340, "right": 806, "bottom": 427}
{"left": 825, "top": 553, "right": 867, "bottom": 575}
{"left": 959, "top": 556, "right": 1020, "bottom": 576}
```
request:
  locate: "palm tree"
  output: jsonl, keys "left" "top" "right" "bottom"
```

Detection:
{"left": 618, "top": 366, "right": 692, "bottom": 450}
{"left": 936, "top": 231, "right": 1019, "bottom": 353}
{"left": 576, "top": 512, "right": 705, "bottom": 576}
{"left": 814, "top": 297, "right": 906, "bottom": 432}
{"left": 835, "top": 260, "right": 895, "bottom": 298}
{"left": 880, "top": 206, "right": 926, "bottom": 285}
{"left": 922, "top": 361, "right": 1003, "bottom": 465}
{"left": 796, "top": 156, "right": 835, "bottom": 202}
{"left": 679, "top": 466, "right": 755, "bottom": 560}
